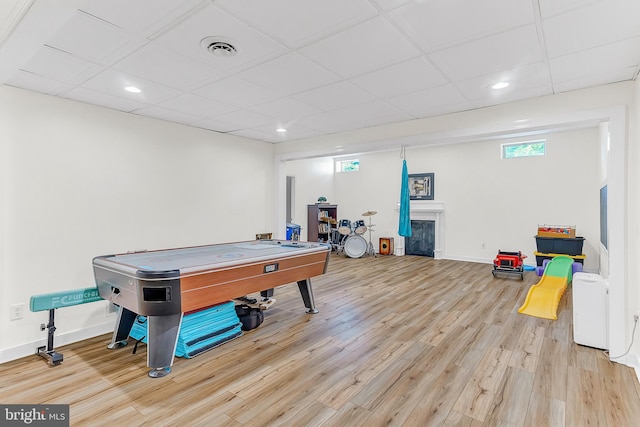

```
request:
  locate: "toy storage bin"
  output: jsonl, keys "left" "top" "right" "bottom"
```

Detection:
{"left": 534, "top": 236, "right": 585, "bottom": 255}
{"left": 534, "top": 251, "right": 585, "bottom": 266}
{"left": 537, "top": 225, "right": 576, "bottom": 238}
{"left": 286, "top": 223, "right": 301, "bottom": 240}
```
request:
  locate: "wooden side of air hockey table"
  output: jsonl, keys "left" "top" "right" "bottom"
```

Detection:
{"left": 179, "top": 243, "right": 329, "bottom": 313}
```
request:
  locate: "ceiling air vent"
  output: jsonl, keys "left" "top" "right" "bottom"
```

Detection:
{"left": 200, "top": 37, "right": 238, "bottom": 57}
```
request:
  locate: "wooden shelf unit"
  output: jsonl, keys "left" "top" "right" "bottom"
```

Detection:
{"left": 307, "top": 204, "right": 337, "bottom": 242}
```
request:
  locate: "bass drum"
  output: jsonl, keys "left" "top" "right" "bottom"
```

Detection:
{"left": 343, "top": 235, "right": 367, "bottom": 258}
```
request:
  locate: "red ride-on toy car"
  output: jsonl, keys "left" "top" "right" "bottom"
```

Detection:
{"left": 492, "top": 250, "right": 527, "bottom": 280}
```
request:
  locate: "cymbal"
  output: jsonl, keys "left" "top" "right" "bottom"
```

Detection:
{"left": 362, "top": 211, "right": 377, "bottom": 216}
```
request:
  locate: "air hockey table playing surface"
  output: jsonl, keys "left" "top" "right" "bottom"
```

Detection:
{"left": 93, "top": 239, "right": 330, "bottom": 377}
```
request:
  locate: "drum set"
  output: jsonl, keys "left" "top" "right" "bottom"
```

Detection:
{"left": 323, "top": 210, "right": 377, "bottom": 258}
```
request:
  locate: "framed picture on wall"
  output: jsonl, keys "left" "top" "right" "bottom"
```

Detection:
{"left": 409, "top": 173, "right": 434, "bottom": 200}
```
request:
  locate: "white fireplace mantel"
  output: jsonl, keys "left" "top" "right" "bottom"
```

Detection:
{"left": 409, "top": 201, "right": 445, "bottom": 213}
{"left": 395, "top": 201, "right": 445, "bottom": 259}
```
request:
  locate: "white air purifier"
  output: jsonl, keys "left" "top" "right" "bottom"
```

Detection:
{"left": 572, "top": 272, "right": 609, "bottom": 350}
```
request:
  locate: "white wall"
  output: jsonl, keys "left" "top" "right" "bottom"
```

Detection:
{"left": 285, "top": 157, "right": 335, "bottom": 231}
{"left": 0, "top": 86, "right": 274, "bottom": 362}
{"left": 631, "top": 78, "right": 640, "bottom": 364}
{"left": 288, "top": 128, "right": 600, "bottom": 271}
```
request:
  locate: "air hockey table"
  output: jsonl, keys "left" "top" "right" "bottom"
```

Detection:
{"left": 93, "top": 239, "right": 330, "bottom": 377}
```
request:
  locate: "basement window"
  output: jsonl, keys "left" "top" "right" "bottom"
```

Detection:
{"left": 336, "top": 159, "right": 359, "bottom": 173}
{"left": 501, "top": 140, "right": 546, "bottom": 159}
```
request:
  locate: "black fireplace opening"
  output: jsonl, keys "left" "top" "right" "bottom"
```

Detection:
{"left": 405, "top": 220, "right": 435, "bottom": 257}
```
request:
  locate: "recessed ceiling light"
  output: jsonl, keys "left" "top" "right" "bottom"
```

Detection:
{"left": 276, "top": 128, "right": 287, "bottom": 133}
{"left": 491, "top": 81, "right": 510, "bottom": 90}
{"left": 124, "top": 86, "right": 141, "bottom": 93}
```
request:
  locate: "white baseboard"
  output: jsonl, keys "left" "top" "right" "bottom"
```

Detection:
{"left": 0, "top": 321, "right": 114, "bottom": 364}
{"left": 443, "top": 254, "right": 493, "bottom": 264}
{"left": 624, "top": 352, "right": 640, "bottom": 369}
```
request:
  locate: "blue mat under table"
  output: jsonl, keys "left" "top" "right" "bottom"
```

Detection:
{"left": 130, "top": 301, "right": 242, "bottom": 358}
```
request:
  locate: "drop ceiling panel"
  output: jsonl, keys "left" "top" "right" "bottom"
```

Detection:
{"left": 538, "top": 0, "right": 606, "bottom": 20}
{"left": 454, "top": 62, "right": 551, "bottom": 101}
{"left": 229, "top": 128, "right": 283, "bottom": 142}
{"left": 65, "top": 87, "right": 147, "bottom": 113}
{"left": 6, "top": 70, "right": 74, "bottom": 95}
{"left": 386, "top": 84, "right": 470, "bottom": 117}
{"left": 152, "top": 4, "right": 287, "bottom": 73}
{"left": 549, "top": 36, "right": 640, "bottom": 84}
{"left": 405, "top": 102, "right": 474, "bottom": 119}
{"left": 388, "top": 0, "right": 535, "bottom": 51}
{"left": 553, "top": 67, "right": 636, "bottom": 93}
{"left": 300, "top": 16, "right": 420, "bottom": 78}
{"left": 81, "top": 68, "right": 182, "bottom": 104}
{"left": 0, "top": 2, "right": 83, "bottom": 81}
{"left": 470, "top": 86, "right": 550, "bottom": 110}
{"left": 348, "top": 57, "right": 448, "bottom": 99}
{"left": 237, "top": 52, "right": 339, "bottom": 94}
{"left": 293, "top": 111, "right": 360, "bottom": 133}
{"left": 215, "top": 0, "right": 377, "bottom": 48}
{"left": 158, "top": 93, "right": 238, "bottom": 118}
{"left": 132, "top": 104, "right": 204, "bottom": 124}
{"left": 429, "top": 25, "right": 543, "bottom": 81}
{"left": 247, "top": 97, "right": 321, "bottom": 123}
{"left": 193, "top": 76, "right": 280, "bottom": 108}
{"left": 542, "top": 0, "right": 640, "bottom": 58}
{"left": 210, "top": 108, "right": 274, "bottom": 130}
{"left": 79, "top": 0, "right": 202, "bottom": 37}
{"left": 330, "top": 99, "right": 413, "bottom": 128}
{"left": 192, "top": 117, "right": 242, "bottom": 133}
{"left": 113, "top": 43, "right": 225, "bottom": 91}
{"left": 249, "top": 123, "right": 319, "bottom": 141}
{"left": 370, "top": 0, "right": 412, "bottom": 11}
{"left": 21, "top": 45, "right": 102, "bottom": 84}
{"left": 292, "top": 81, "right": 376, "bottom": 111}
{"left": 46, "top": 11, "right": 143, "bottom": 64}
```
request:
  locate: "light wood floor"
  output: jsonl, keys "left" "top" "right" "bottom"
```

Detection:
{"left": 2, "top": 254, "right": 640, "bottom": 426}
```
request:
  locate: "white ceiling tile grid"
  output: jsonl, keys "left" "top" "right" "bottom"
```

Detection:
{"left": 0, "top": 0, "right": 637, "bottom": 144}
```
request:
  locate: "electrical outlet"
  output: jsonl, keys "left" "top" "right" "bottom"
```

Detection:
{"left": 10, "top": 303, "right": 25, "bottom": 321}
{"left": 482, "top": 242, "right": 486, "bottom": 249}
